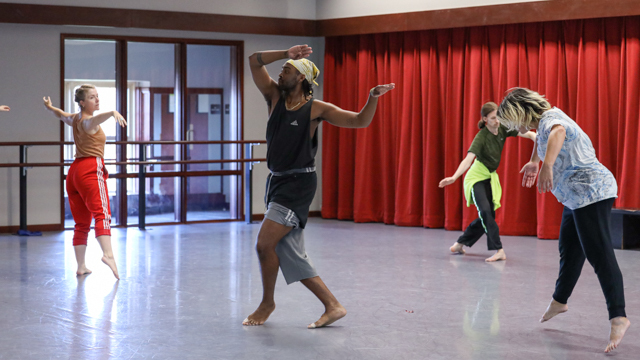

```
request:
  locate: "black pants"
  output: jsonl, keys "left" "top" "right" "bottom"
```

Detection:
{"left": 457, "top": 179, "right": 502, "bottom": 251}
{"left": 552, "top": 198, "right": 625, "bottom": 319}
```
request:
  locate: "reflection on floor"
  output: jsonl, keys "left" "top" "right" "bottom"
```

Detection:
{"left": 1, "top": 218, "right": 638, "bottom": 359}
{"left": 64, "top": 210, "right": 233, "bottom": 228}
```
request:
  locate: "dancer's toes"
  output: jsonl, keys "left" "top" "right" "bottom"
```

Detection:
{"left": 485, "top": 249, "right": 506, "bottom": 262}
{"left": 243, "top": 303, "right": 275, "bottom": 326}
{"left": 450, "top": 242, "right": 465, "bottom": 254}
{"left": 308, "top": 305, "right": 347, "bottom": 329}
{"left": 605, "top": 317, "right": 630, "bottom": 353}
{"left": 101, "top": 256, "right": 120, "bottom": 279}
{"left": 540, "top": 299, "right": 568, "bottom": 323}
{"left": 76, "top": 266, "right": 92, "bottom": 276}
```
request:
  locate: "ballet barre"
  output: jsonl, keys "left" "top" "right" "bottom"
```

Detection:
{"left": 0, "top": 140, "right": 266, "bottom": 234}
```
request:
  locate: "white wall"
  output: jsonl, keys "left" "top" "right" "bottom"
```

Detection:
{"left": 0, "top": 22, "right": 324, "bottom": 227}
{"left": 316, "top": 0, "right": 546, "bottom": 19}
{"left": 1, "top": 0, "right": 317, "bottom": 19}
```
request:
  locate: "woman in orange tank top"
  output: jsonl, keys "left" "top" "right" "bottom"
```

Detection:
{"left": 44, "top": 85, "right": 126, "bottom": 279}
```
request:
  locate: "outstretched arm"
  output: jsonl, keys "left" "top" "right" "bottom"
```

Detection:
{"left": 439, "top": 152, "right": 477, "bottom": 187}
{"left": 0, "top": 105, "right": 9, "bottom": 112}
{"left": 43, "top": 96, "right": 75, "bottom": 125}
{"left": 81, "top": 111, "right": 127, "bottom": 133}
{"left": 248, "top": 45, "right": 313, "bottom": 103}
{"left": 317, "top": 84, "right": 395, "bottom": 128}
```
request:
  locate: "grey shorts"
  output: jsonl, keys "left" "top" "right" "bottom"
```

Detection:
{"left": 265, "top": 202, "right": 318, "bottom": 284}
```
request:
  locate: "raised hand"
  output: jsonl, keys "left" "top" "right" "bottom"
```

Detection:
{"left": 0, "top": 105, "right": 10, "bottom": 112}
{"left": 370, "top": 83, "right": 396, "bottom": 98}
{"left": 520, "top": 161, "right": 539, "bottom": 188}
{"left": 287, "top": 45, "right": 313, "bottom": 60}
{"left": 439, "top": 177, "right": 455, "bottom": 188}
{"left": 43, "top": 96, "right": 53, "bottom": 109}
{"left": 113, "top": 111, "right": 127, "bottom": 127}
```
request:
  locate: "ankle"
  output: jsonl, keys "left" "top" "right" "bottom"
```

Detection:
{"left": 259, "top": 300, "right": 275, "bottom": 308}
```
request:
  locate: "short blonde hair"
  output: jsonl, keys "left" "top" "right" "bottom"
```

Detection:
{"left": 74, "top": 84, "right": 96, "bottom": 108}
{"left": 497, "top": 88, "right": 551, "bottom": 131}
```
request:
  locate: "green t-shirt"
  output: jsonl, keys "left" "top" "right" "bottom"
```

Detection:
{"left": 467, "top": 125, "right": 519, "bottom": 173}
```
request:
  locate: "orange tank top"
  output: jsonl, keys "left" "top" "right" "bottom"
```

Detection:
{"left": 73, "top": 114, "right": 106, "bottom": 158}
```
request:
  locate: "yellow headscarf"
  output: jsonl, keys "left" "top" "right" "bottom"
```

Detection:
{"left": 286, "top": 59, "right": 320, "bottom": 86}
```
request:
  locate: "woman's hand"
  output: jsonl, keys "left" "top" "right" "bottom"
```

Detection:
{"left": 287, "top": 45, "right": 313, "bottom": 60}
{"left": 520, "top": 161, "right": 539, "bottom": 188}
{"left": 439, "top": 177, "right": 456, "bottom": 188}
{"left": 537, "top": 163, "right": 554, "bottom": 193}
{"left": 0, "top": 105, "right": 10, "bottom": 112}
{"left": 370, "top": 83, "right": 396, "bottom": 98}
{"left": 113, "top": 111, "right": 127, "bottom": 127}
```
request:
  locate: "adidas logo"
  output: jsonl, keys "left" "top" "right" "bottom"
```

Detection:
{"left": 290, "top": 120, "right": 299, "bottom": 126}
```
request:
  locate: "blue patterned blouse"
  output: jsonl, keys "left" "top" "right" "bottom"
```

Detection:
{"left": 537, "top": 108, "right": 618, "bottom": 210}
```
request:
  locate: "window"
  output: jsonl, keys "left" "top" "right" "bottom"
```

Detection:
{"left": 62, "top": 36, "right": 243, "bottom": 228}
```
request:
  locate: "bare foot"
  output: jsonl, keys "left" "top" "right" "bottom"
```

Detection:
{"left": 76, "top": 266, "right": 92, "bottom": 276}
{"left": 243, "top": 302, "right": 276, "bottom": 326}
{"left": 605, "top": 316, "right": 631, "bottom": 353}
{"left": 101, "top": 256, "right": 120, "bottom": 280}
{"left": 450, "top": 242, "right": 465, "bottom": 254}
{"left": 485, "top": 249, "right": 506, "bottom": 262}
{"left": 540, "top": 299, "right": 568, "bottom": 323}
{"left": 308, "top": 304, "right": 347, "bottom": 329}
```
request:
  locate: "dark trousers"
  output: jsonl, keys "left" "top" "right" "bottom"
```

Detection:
{"left": 457, "top": 179, "right": 502, "bottom": 251}
{"left": 552, "top": 198, "right": 626, "bottom": 319}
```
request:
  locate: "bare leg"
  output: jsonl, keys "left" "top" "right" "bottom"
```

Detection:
{"left": 605, "top": 317, "right": 631, "bottom": 353}
{"left": 73, "top": 245, "right": 92, "bottom": 275}
{"left": 485, "top": 249, "right": 506, "bottom": 262}
{"left": 301, "top": 276, "right": 347, "bottom": 329}
{"left": 96, "top": 235, "right": 119, "bottom": 280}
{"left": 450, "top": 242, "right": 465, "bottom": 254}
{"left": 243, "top": 219, "right": 292, "bottom": 326}
{"left": 540, "top": 298, "right": 568, "bottom": 323}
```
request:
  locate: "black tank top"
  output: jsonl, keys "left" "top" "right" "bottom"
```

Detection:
{"left": 266, "top": 97, "right": 318, "bottom": 172}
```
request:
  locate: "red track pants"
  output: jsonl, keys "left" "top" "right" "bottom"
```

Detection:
{"left": 66, "top": 157, "right": 112, "bottom": 246}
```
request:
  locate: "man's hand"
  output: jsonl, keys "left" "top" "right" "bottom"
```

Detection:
{"left": 537, "top": 163, "right": 554, "bottom": 193}
{"left": 287, "top": 45, "right": 313, "bottom": 60}
{"left": 520, "top": 161, "right": 539, "bottom": 188}
{"left": 43, "top": 96, "right": 53, "bottom": 109}
{"left": 0, "top": 105, "right": 10, "bottom": 112}
{"left": 370, "top": 83, "right": 396, "bottom": 98}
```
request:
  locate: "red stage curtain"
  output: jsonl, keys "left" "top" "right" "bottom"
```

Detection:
{"left": 321, "top": 17, "right": 640, "bottom": 239}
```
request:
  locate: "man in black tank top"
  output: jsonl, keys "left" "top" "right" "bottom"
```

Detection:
{"left": 243, "top": 44, "right": 394, "bottom": 328}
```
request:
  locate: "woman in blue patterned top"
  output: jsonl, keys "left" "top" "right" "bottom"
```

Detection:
{"left": 497, "top": 87, "right": 630, "bottom": 353}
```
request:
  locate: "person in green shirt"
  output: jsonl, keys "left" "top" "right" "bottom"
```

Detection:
{"left": 439, "top": 101, "right": 537, "bottom": 262}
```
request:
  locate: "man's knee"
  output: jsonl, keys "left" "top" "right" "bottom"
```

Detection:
{"left": 255, "top": 233, "right": 278, "bottom": 259}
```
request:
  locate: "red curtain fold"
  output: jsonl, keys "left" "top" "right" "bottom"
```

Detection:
{"left": 321, "top": 17, "right": 640, "bottom": 239}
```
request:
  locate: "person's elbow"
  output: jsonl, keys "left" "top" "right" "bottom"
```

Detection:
{"left": 354, "top": 115, "right": 371, "bottom": 128}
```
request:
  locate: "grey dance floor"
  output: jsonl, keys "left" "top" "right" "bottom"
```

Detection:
{"left": 0, "top": 218, "right": 638, "bottom": 359}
